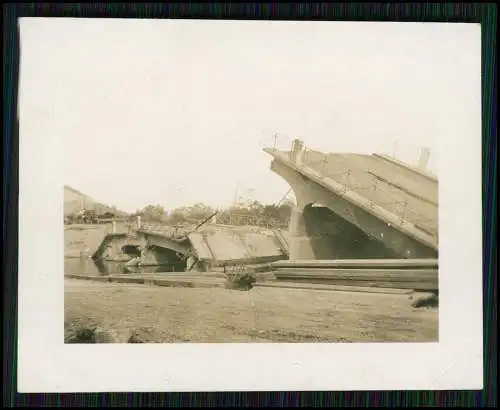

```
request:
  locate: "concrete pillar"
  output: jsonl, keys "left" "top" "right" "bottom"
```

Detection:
{"left": 112, "top": 220, "right": 117, "bottom": 234}
{"left": 288, "top": 206, "right": 315, "bottom": 260}
{"left": 296, "top": 139, "right": 305, "bottom": 166}
{"left": 417, "top": 147, "right": 431, "bottom": 171}
{"left": 136, "top": 215, "right": 142, "bottom": 230}
{"left": 291, "top": 139, "right": 305, "bottom": 166}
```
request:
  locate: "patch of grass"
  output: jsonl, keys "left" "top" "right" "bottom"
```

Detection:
{"left": 65, "top": 319, "right": 143, "bottom": 344}
{"left": 412, "top": 293, "right": 439, "bottom": 308}
{"left": 224, "top": 272, "right": 257, "bottom": 291}
{"left": 66, "top": 326, "right": 97, "bottom": 343}
{"left": 127, "top": 334, "right": 145, "bottom": 343}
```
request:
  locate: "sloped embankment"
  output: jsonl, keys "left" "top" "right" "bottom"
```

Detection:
{"left": 64, "top": 224, "right": 110, "bottom": 258}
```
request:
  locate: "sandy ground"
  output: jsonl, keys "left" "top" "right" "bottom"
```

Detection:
{"left": 65, "top": 278, "right": 438, "bottom": 343}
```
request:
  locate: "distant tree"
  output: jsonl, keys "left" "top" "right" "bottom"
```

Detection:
{"left": 139, "top": 204, "right": 166, "bottom": 222}
{"left": 258, "top": 203, "right": 291, "bottom": 227}
{"left": 189, "top": 203, "right": 216, "bottom": 221}
{"left": 277, "top": 203, "right": 292, "bottom": 225}
{"left": 248, "top": 200, "right": 264, "bottom": 215}
{"left": 165, "top": 203, "right": 215, "bottom": 225}
{"left": 263, "top": 204, "right": 280, "bottom": 220}
{"left": 168, "top": 211, "right": 186, "bottom": 224}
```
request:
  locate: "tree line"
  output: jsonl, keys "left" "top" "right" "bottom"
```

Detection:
{"left": 132, "top": 200, "right": 293, "bottom": 229}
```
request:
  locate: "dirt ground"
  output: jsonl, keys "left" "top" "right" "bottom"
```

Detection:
{"left": 65, "top": 278, "right": 438, "bottom": 343}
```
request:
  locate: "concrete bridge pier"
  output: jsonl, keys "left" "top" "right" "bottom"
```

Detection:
{"left": 288, "top": 206, "right": 316, "bottom": 260}
{"left": 272, "top": 157, "right": 326, "bottom": 260}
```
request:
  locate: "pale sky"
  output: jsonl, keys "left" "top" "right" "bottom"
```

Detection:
{"left": 19, "top": 19, "right": 479, "bottom": 213}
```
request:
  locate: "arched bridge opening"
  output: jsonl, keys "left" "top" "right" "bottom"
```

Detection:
{"left": 302, "top": 203, "right": 401, "bottom": 260}
{"left": 121, "top": 244, "right": 142, "bottom": 258}
{"left": 142, "top": 245, "right": 187, "bottom": 272}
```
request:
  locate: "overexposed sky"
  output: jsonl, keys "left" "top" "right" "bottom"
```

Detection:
{"left": 19, "top": 19, "right": 479, "bottom": 213}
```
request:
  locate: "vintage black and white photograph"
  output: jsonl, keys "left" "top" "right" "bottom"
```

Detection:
{"left": 18, "top": 17, "right": 482, "bottom": 391}
{"left": 55, "top": 19, "right": 443, "bottom": 344}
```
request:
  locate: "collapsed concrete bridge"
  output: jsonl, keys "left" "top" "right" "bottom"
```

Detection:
{"left": 263, "top": 139, "right": 438, "bottom": 261}
{"left": 92, "top": 223, "right": 290, "bottom": 272}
